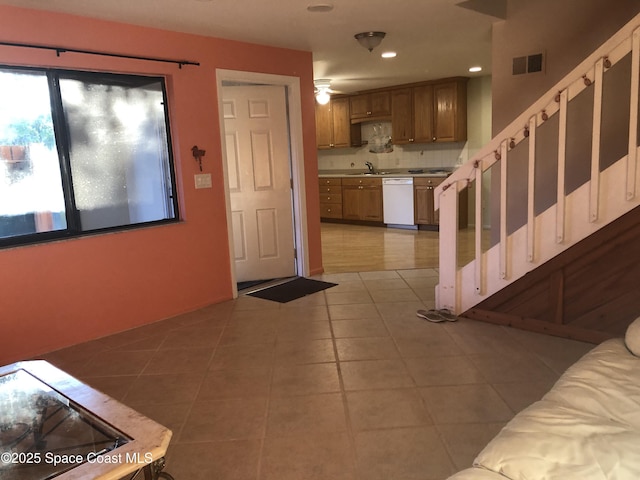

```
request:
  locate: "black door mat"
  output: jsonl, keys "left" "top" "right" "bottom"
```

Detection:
{"left": 247, "top": 277, "right": 337, "bottom": 303}
{"left": 237, "top": 278, "right": 274, "bottom": 292}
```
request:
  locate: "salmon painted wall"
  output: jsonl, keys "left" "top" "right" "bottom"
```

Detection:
{"left": 0, "top": 5, "right": 323, "bottom": 364}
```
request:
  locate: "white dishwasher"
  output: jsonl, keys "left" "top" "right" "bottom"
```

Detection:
{"left": 382, "top": 177, "right": 415, "bottom": 228}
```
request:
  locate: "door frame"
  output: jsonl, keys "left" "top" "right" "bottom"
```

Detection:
{"left": 216, "top": 69, "right": 309, "bottom": 298}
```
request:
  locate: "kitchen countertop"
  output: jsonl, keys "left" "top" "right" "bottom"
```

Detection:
{"left": 318, "top": 168, "right": 452, "bottom": 178}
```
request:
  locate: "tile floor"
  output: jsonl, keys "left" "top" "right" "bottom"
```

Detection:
{"left": 40, "top": 269, "right": 594, "bottom": 480}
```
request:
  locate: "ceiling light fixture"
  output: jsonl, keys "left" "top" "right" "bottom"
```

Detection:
{"left": 354, "top": 32, "right": 386, "bottom": 52}
{"left": 381, "top": 51, "right": 397, "bottom": 59}
{"left": 314, "top": 79, "right": 332, "bottom": 105}
{"left": 469, "top": 66, "right": 482, "bottom": 73}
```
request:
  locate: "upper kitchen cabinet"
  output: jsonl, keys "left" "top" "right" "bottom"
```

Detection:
{"left": 392, "top": 78, "right": 467, "bottom": 145}
{"left": 316, "top": 96, "right": 361, "bottom": 149}
{"left": 349, "top": 91, "right": 391, "bottom": 123}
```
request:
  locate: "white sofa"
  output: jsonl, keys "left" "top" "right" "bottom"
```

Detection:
{"left": 447, "top": 336, "right": 640, "bottom": 480}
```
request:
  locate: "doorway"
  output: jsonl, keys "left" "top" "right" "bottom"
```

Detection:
{"left": 216, "top": 70, "right": 309, "bottom": 298}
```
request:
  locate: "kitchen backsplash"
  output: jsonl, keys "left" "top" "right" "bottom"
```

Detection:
{"left": 318, "top": 121, "right": 468, "bottom": 172}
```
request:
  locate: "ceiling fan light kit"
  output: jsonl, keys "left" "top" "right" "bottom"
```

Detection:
{"left": 354, "top": 31, "right": 386, "bottom": 52}
{"left": 314, "top": 79, "right": 332, "bottom": 105}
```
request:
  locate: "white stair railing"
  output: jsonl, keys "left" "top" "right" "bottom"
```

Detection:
{"left": 436, "top": 13, "right": 640, "bottom": 315}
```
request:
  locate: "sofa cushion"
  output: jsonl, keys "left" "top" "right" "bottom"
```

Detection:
{"left": 471, "top": 339, "right": 640, "bottom": 480}
{"left": 625, "top": 316, "right": 640, "bottom": 356}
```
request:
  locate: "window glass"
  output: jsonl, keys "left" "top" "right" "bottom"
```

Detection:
{"left": 0, "top": 67, "right": 177, "bottom": 246}
{"left": 0, "top": 70, "right": 66, "bottom": 238}
{"left": 60, "top": 76, "right": 174, "bottom": 230}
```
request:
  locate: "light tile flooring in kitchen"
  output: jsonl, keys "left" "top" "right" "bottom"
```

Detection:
{"left": 40, "top": 266, "right": 595, "bottom": 480}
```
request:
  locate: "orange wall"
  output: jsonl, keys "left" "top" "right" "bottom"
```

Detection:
{"left": 0, "top": 5, "right": 323, "bottom": 364}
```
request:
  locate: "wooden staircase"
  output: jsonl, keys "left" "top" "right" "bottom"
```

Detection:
{"left": 465, "top": 205, "right": 640, "bottom": 343}
{"left": 435, "top": 12, "right": 640, "bottom": 342}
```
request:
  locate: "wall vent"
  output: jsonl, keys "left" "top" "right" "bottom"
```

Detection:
{"left": 512, "top": 52, "right": 544, "bottom": 75}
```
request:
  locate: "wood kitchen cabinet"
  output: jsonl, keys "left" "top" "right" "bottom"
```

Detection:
{"left": 315, "top": 97, "right": 361, "bottom": 149}
{"left": 415, "top": 176, "right": 468, "bottom": 228}
{"left": 414, "top": 177, "right": 444, "bottom": 225}
{"left": 341, "top": 177, "right": 383, "bottom": 222}
{"left": 349, "top": 91, "right": 391, "bottom": 122}
{"left": 319, "top": 177, "right": 343, "bottom": 219}
{"left": 392, "top": 79, "right": 467, "bottom": 145}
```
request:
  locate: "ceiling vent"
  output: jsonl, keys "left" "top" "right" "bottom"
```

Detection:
{"left": 512, "top": 52, "right": 544, "bottom": 75}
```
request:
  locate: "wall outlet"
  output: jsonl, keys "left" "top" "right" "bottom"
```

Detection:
{"left": 195, "top": 173, "right": 212, "bottom": 189}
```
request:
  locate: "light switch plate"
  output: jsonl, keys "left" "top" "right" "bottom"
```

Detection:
{"left": 194, "top": 173, "right": 212, "bottom": 189}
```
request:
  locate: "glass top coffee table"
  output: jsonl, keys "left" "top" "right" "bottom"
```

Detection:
{"left": 0, "top": 361, "right": 172, "bottom": 480}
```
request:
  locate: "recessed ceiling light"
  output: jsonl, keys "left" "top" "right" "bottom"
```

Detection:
{"left": 469, "top": 66, "right": 482, "bottom": 73}
{"left": 381, "top": 51, "right": 397, "bottom": 59}
{"left": 307, "top": 3, "right": 334, "bottom": 13}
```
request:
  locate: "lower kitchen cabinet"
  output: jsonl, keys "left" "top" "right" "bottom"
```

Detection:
{"left": 414, "top": 177, "right": 468, "bottom": 228}
{"left": 319, "top": 177, "right": 343, "bottom": 219}
{"left": 342, "top": 178, "right": 383, "bottom": 222}
{"left": 414, "top": 177, "right": 443, "bottom": 225}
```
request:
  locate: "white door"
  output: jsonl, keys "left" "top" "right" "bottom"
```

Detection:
{"left": 222, "top": 85, "right": 296, "bottom": 282}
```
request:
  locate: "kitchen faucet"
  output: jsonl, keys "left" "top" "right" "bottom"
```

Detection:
{"left": 365, "top": 161, "right": 375, "bottom": 174}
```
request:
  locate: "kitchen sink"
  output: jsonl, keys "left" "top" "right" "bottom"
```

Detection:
{"left": 348, "top": 171, "right": 393, "bottom": 176}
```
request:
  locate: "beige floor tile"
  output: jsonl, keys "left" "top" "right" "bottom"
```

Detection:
{"left": 275, "top": 339, "right": 336, "bottom": 365}
{"left": 340, "top": 359, "right": 414, "bottom": 391}
{"left": 358, "top": 270, "right": 402, "bottom": 280}
{"left": 405, "top": 355, "right": 485, "bottom": 386}
{"left": 394, "top": 332, "right": 463, "bottom": 358}
{"left": 347, "top": 388, "right": 432, "bottom": 431}
{"left": 328, "top": 303, "right": 380, "bottom": 320}
{"left": 505, "top": 327, "right": 595, "bottom": 374}
{"left": 111, "top": 334, "right": 167, "bottom": 352}
{"left": 233, "top": 295, "right": 282, "bottom": 311}
{"left": 398, "top": 268, "right": 439, "bottom": 279}
{"left": 83, "top": 375, "right": 137, "bottom": 401}
{"left": 280, "top": 292, "right": 327, "bottom": 308}
{"left": 166, "top": 439, "right": 261, "bottom": 480}
{"left": 124, "top": 373, "right": 204, "bottom": 406}
{"left": 325, "top": 290, "right": 373, "bottom": 305}
{"left": 266, "top": 393, "right": 347, "bottom": 436}
{"left": 327, "top": 281, "right": 368, "bottom": 293}
{"left": 369, "top": 288, "right": 421, "bottom": 303}
{"left": 260, "top": 433, "right": 355, "bottom": 480}
{"left": 197, "top": 367, "right": 272, "bottom": 400}
{"left": 318, "top": 272, "right": 362, "bottom": 283}
{"left": 383, "top": 314, "right": 449, "bottom": 338}
{"left": 468, "top": 352, "right": 558, "bottom": 384}
{"left": 492, "top": 381, "right": 556, "bottom": 413}
{"left": 331, "top": 317, "right": 390, "bottom": 338}
{"left": 276, "top": 320, "right": 332, "bottom": 341}
{"left": 180, "top": 397, "right": 268, "bottom": 442}
{"left": 218, "top": 322, "right": 278, "bottom": 346}
{"left": 143, "top": 347, "right": 214, "bottom": 375}
{"left": 438, "top": 422, "right": 506, "bottom": 471}
{"left": 159, "top": 324, "right": 225, "bottom": 350}
{"left": 271, "top": 363, "right": 340, "bottom": 396}
{"left": 363, "top": 278, "right": 409, "bottom": 290}
{"left": 131, "top": 402, "right": 191, "bottom": 435}
{"left": 80, "top": 350, "right": 153, "bottom": 378}
{"left": 420, "top": 384, "right": 514, "bottom": 424}
{"left": 210, "top": 343, "right": 276, "bottom": 370}
{"left": 335, "top": 337, "right": 399, "bottom": 361}
{"left": 355, "top": 427, "right": 455, "bottom": 480}
{"left": 43, "top": 225, "right": 597, "bottom": 480}
{"left": 277, "top": 305, "right": 329, "bottom": 321}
